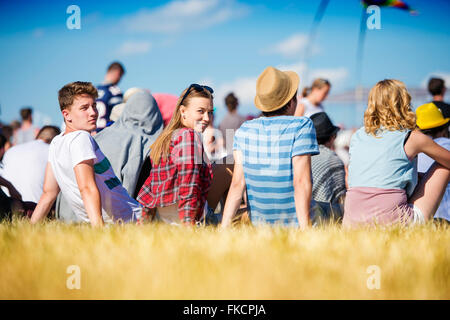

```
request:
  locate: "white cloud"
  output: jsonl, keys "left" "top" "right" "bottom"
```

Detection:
{"left": 309, "top": 67, "right": 349, "bottom": 86}
{"left": 276, "top": 62, "right": 349, "bottom": 90}
{"left": 116, "top": 41, "right": 152, "bottom": 56}
{"left": 421, "top": 72, "right": 450, "bottom": 88}
{"left": 122, "top": 0, "right": 249, "bottom": 34}
{"left": 277, "top": 61, "right": 348, "bottom": 89}
{"left": 277, "top": 61, "right": 307, "bottom": 78}
{"left": 263, "top": 33, "right": 319, "bottom": 58}
{"left": 215, "top": 76, "right": 258, "bottom": 108}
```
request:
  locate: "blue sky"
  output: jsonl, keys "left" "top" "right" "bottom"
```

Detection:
{"left": 0, "top": 0, "right": 449, "bottom": 127}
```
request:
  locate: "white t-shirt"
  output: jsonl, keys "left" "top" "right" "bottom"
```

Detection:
{"left": 1, "top": 139, "right": 49, "bottom": 203}
{"left": 300, "top": 97, "right": 324, "bottom": 118}
{"left": 48, "top": 130, "right": 141, "bottom": 223}
{"left": 417, "top": 137, "right": 450, "bottom": 221}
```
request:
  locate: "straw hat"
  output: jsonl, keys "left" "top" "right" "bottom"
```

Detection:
{"left": 255, "top": 66, "right": 300, "bottom": 112}
{"left": 416, "top": 102, "right": 449, "bottom": 130}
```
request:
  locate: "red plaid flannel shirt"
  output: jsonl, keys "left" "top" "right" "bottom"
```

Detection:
{"left": 137, "top": 128, "right": 213, "bottom": 224}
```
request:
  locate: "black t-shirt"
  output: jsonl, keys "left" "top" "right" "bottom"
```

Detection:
{"left": 433, "top": 100, "right": 450, "bottom": 118}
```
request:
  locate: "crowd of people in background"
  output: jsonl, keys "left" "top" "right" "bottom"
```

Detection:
{"left": 0, "top": 61, "right": 449, "bottom": 228}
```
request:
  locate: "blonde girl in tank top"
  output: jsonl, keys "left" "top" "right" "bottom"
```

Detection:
{"left": 343, "top": 79, "right": 450, "bottom": 227}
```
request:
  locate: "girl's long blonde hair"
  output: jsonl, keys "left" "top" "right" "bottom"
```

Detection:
{"left": 364, "top": 79, "right": 416, "bottom": 136}
{"left": 150, "top": 86, "right": 213, "bottom": 165}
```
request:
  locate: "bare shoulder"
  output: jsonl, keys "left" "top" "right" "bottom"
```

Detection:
{"left": 409, "top": 129, "right": 433, "bottom": 146}
{"left": 404, "top": 129, "right": 433, "bottom": 158}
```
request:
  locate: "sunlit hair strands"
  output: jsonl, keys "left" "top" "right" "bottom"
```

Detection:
{"left": 364, "top": 79, "right": 416, "bottom": 136}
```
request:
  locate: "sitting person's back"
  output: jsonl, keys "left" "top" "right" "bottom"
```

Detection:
{"left": 93, "top": 90, "right": 163, "bottom": 196}
{"left": 1, "top": 126, "right": 60, "bottom": 203}
{"left": 344, "top": 79, "right": 450, "bottom": 227}
{"left": 345, "top": 127, "right": 417, "bottom": 226}
{"left": 309, "top": 112, "right": 346, "bottom": 219}
{"left": 222, "top": 66, "right": 319, "bottom": 228}
{"left": 235, "top": 116, "right": 318, "bottom": 225}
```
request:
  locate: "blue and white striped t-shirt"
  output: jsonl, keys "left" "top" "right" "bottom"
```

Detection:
{"left": 233, "top": 116, "right": 319, "bottom": 226}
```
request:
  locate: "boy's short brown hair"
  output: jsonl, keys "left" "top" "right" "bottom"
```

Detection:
{"left": 58, "top": 81, "right": 98, "bottom": 111}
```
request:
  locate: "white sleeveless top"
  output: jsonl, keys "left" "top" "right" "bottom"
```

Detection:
{"left": 300, "top": 97, "right": 324, "bottom": 118}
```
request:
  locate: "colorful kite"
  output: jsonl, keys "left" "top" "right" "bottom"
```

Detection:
{"left": 361, "top": 0, "right": 418, "bottom": 15}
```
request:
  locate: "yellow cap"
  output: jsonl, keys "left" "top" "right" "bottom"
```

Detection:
{"left": 416, "top": 102, "right": 449, "bottom": 130}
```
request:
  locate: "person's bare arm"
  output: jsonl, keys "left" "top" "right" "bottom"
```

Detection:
{"left": 294, "top": 102, "right": 305, "bottom": 117}
{"left": 405, "top": 130, "right": 450, "bottom": 168}
{"left": 292, "top": 154, "right": 312, "bottom": 229}
{"left": 30, "top": 163, "right": 60, "bottom": 224}
{"left": 220, "top": 151, "right": 246, "bottom": 229}
{"left": 73, "top": 159, "right": 103, "bottom": 227}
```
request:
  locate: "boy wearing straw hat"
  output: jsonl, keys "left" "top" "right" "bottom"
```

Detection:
{"left": 416, "top": 102, "right": 450, "bottom": 222}
{"left": 221, "top": 66, "right": 319, "bottom": 229}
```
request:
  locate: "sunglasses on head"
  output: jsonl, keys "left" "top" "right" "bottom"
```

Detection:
{"left": 180, "top": 83, "right": 214, "bottom": 106}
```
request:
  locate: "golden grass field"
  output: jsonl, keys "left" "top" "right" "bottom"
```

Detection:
{"left": 0, "top": 217, "right": 449, "bottom": 300}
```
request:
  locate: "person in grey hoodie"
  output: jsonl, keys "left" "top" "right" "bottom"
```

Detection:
{"left": 56, "top": 90, "right": 164, "bottom": 223}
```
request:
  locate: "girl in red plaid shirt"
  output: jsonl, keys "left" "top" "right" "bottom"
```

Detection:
{"left": 137, "top": 84, "right": 214, "bottom": 225}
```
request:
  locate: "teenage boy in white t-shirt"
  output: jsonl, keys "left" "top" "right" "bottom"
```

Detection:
{"left": 31, "top": 81, "right": 142, "bottom": 226}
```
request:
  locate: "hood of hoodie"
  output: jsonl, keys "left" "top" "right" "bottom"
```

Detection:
{"left": 93, "top": 90, "right": 164, "bottom": 195}
{"left": 113, "top": 90, "right": 163, "bottom": 137}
